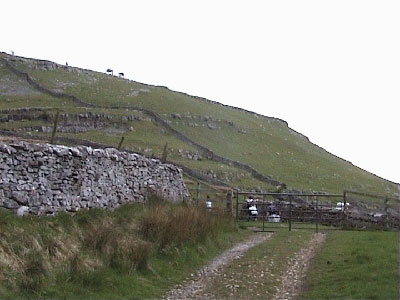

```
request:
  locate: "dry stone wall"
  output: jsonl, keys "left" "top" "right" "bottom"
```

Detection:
{"left": 0, "top": 141, "right": 189, "bottom": 215}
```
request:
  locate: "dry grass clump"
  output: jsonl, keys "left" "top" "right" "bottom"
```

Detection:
{"left": 0, "top": 206, "right": 149, "bottom": 297}
{"left": 81, "top": 217, "right": 151, "bottom": 272}
{"left": 139, "top": 194, "right": 234, "bottom": 250}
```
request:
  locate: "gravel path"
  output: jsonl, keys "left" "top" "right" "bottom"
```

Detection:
{"left": 164, "top": 233, "right": 273, "bottom": 300}
{"left": 272, "top": 233, "right": 326, "bottom": 300}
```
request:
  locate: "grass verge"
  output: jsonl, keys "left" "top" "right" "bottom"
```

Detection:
{"left": 302, "top": 230, "right": 398, "bottom": 300}
{"left": 0, "top": 198, "right": 248, "bottom": 299}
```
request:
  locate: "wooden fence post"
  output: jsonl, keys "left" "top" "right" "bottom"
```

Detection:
{"left": 50, "top": 111, "right": 59, "bottom": 144}
{"left": 316, "top": 196, "right": 319, "bottom": 233}
{"left": 226, "top": 190, "right": 233, "bottom": 216}
{"left": 117, "top": 136, "right": 125, "bottom": 150}
{"left": 161, "top": 142, "right": 168, "bottom": 163}
{"left": 384, "top": 196, "right": 389, "bottom": 228}
{"left": 289, "top": 196, "right": 292, "bottom": 232}
{"left": 235, "top": 191, "right": 239, "bottom": 219}
{"left": 196, "top": 182, "right": 200, "bottom": 204}
{"left": 343, "top": 191, "right": 347, "bottom": 228}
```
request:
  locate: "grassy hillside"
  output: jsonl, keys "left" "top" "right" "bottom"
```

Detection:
{"left": 0, "top": 52, "right": 397, "bottom": 199}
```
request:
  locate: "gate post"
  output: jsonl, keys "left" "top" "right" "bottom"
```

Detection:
{"left": 343, "top": 191, "right": 347, "bottom": 229}
{"left": 289, "top": 196, "right": 292, "bottom": 232}
{"left": 262, "top": 194, "right": 265, "bottom": 232}
{"left": 343, "top": 191, "right": 347, "bottom": 209}
{"left": 226, "top": 190, "right": 233, "bottom": 217}
{"left": 384, "top": 196, "right": 389, "bottom": 228}
{"left": 316, "top": 196, "right": 319, "bottom": 233}
{"left": 196, "top": 182, "right": 200, "bottom": 204}
{"left": 235, "top": 191, "right": 239, "bottom": 219}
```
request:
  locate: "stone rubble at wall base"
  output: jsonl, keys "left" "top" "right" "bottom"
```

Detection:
{"left": 0, "top": 141, "right": 189, "bottom": 215}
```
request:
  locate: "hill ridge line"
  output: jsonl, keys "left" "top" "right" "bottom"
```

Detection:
{"left": 0, "top": 53, "right": 299, "bottom": 129}
{"left": 0, "top": 56, "right": 283, "bottom": 188}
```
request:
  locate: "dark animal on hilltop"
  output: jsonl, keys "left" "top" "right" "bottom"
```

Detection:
{"left": 118, "top": 72, "right": 124, "bottom": 78}
{"left": 106, "top": 68, "right": 113, "bottom": 75}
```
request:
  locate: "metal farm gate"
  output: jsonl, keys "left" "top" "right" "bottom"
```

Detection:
{"left": 235, "top": 191, "right": 399, "bottom": 232}
{"left": 183, "top": 181, "right": 399, "bottom": 232}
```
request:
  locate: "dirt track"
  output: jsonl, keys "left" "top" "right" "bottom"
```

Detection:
{"left": 164, "top": 233, "right": 273, "bottom": 300}
{"left": 164, "top": 232, "right": 326, "bottom": 300}
{"left": 272, "top": 233, "right": 326, "bottom": 300}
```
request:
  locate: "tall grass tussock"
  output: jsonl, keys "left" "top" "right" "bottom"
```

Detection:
{"left": 139, "top": 198, "right": 232, "bottom": 250}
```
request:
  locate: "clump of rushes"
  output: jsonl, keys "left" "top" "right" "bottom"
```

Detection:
{"left": 81, "top": 217, "right": 151, "bottom": 272}
{"left": 138, "top": 193, "right": 235, "bottom": 250}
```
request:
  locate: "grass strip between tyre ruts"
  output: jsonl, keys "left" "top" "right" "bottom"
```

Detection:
{"left": 205, "top": 229, "right": 313, "bottom": 299}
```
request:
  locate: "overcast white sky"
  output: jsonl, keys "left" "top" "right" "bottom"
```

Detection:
{"left": 1, "top": 0, "right": 399, "bottom": 184}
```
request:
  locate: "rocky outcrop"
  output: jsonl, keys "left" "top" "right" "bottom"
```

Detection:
{"left": 0, "top": 111, "right": 149, "bottom": 134}
{"left": 0, "top": 57, "right": 94, "bottom": 108}
{"left": 4, "top": 56, "right": 64, "bottom": 71}
{"left": 0, "top": 142, "right": 189, "bottom": 215}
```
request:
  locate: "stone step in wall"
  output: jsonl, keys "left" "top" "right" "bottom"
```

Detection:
{"left": 0, "top": 141, "right": 189, "bottom": 215}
